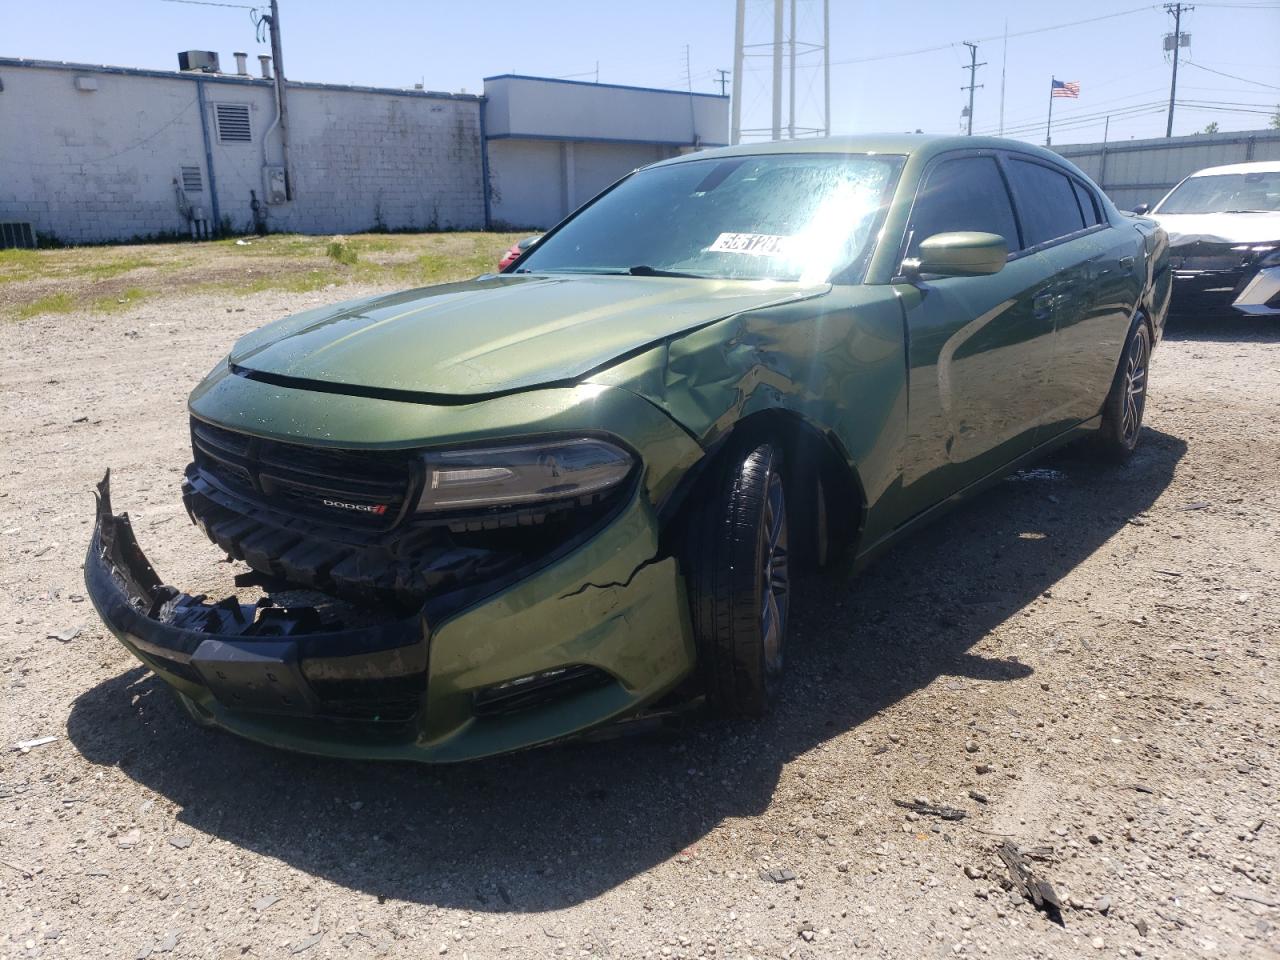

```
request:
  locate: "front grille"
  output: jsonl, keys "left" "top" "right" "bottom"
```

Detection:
{"left": 191, "top": 419, "right": 419, "bottom": 531}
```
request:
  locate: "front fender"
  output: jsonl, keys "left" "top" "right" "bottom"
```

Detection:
{"left": 587, "top": 286, "right": 909, "bottom": 545}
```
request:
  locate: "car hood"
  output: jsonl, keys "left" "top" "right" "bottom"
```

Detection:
{"left": 1151, "top": 211, "right": 1280, "bottom": 247}
{"left": 229, "top": 273, "right": 829, "bottom": 397}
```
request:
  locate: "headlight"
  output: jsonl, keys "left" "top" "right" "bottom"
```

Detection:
{"left": 415, "top": 438, "right": 635, "bottom": 513}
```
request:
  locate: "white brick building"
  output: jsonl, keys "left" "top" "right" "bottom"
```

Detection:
{"left": 0, "top": 58, "right": 729, "bottom": 244}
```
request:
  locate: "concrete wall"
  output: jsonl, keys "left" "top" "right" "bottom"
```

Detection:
{"left": 487, "top": 138, "right": 677, "bottom": 229}
{"left": 0, "top": 59, "right": 485, "bottom": 243}
{"left": 1053, "top": 129, "right": 1280, "bottom": 212}
{"left": 484, "top": 75, "right": 728, "bottom": 148}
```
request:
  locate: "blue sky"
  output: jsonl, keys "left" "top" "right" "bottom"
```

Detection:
{"left": 5, "top": 0, "right": 1278, "bottom": 145}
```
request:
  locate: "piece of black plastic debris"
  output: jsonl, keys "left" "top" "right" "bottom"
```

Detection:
{"left": 998, "top": 840, "right": 1064, "bottom": 925}
{"left": 760, "top": 867, "right": 796, "bottom": 883}
{"left": 894, "top": 799, "right": 967, "bottom": 821}
{"left": 968, "top": 790, "right": 989, "bottom": 804}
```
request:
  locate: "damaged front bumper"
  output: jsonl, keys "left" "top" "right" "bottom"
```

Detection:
{"left": 85, "top": 473, "right": 696, "bottom": 762}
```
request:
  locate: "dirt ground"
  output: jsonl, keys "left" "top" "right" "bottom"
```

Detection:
{"left": 0, "top": 262, "right": 1277, "bottom": 960}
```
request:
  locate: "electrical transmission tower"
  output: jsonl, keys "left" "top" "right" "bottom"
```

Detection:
{"left": 730, "top": 0, "right": 830, "bottom": 144}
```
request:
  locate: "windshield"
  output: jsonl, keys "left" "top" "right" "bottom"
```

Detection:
{"left": 515, "top": 153, "right": 904, "bottom": 283}
{"left": 1156, "top": 170, "right": 1280, "bottom": 215}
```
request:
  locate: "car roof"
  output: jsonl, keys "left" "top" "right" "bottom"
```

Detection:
{"left": 1186, "top": 160, "right": 1280, "bottom": 177}
{"left": 654, "top": 134, "right": 1074, "bottom": 170}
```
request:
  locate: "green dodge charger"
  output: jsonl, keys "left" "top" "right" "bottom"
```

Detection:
{"left": 86, "top": 135, "right": 1170, "bottom": 762}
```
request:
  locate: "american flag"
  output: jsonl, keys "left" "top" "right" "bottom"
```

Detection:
{"left": 1052, "top": 79, "right": 1081, "bottom": 99}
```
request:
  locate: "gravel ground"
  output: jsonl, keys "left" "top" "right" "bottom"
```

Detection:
{"left": 1, "top": 287, "right": 1277, "bottom": 960}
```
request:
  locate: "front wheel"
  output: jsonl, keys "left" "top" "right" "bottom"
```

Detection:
{"left": 683, "top": 442, "right": 790, "bottom": 717}
{"left": 1094, "top": 320, "right": 1151, "bottom": 462}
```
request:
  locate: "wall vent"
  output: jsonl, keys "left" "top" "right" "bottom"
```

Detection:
{"left": 1, "top": 222, "right": 37, "bottom": 250}
{"left": 180, "top": 165, "right": 204, "bottom": 192}
{"left": 214, "top": 103, "right": 252, "bottom": 143}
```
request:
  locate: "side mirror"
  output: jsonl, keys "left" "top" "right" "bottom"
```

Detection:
{"left": 905, "top": 231, "right": 1008, "bottom": 278}
{"left": 1131, "top": 202, "right": 1150, "bottom": 216}
{"left": 516, "top": 235, "right": 542, "bottom": 252}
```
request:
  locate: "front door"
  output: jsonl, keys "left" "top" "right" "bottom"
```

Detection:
{"left": 893, "top": 153, "right": 1058, "bottom": 513}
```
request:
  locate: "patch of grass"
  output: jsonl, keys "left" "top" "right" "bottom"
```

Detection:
{"left": 81, "top": 256, "right": 161, "bottom": 280}
{"left": 16, "top": 292, "right": 77, "bottom": 319}
{"left": 0, "top": 249, "right": 43, "bottom": 284}
{"left": 326, "top": 240, "right": 359, "bottom": 266}
{"left": 92, "top": 286, "right": 150, "bottom": 313}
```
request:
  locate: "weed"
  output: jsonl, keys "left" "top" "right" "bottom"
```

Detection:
{"left": 16, "top": 292, "right": 76, "bottom": 319}
{"left": 326, "top": 240, "right": 359, "bottom": 266}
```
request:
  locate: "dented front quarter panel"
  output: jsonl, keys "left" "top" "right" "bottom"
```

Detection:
{"left": 587, "top": 284, "right": 910, "bottom": 548}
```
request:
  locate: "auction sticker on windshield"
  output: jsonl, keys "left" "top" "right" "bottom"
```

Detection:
{"left": 708, "top": 232, "right": 795, "bottom": 257}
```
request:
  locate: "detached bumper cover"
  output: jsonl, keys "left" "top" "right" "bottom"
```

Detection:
{"left": 85, "top": 473, "right": 696, "bottom": 762}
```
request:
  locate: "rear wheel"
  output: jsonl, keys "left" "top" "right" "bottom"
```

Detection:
{"left": 684, "top": 442, "right": 790, "bottom": 717}
{"left": 1095, "top": 320, "right": 1151, "bottom": 462}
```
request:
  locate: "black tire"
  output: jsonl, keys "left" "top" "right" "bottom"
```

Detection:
{"left": 684, "top": 442, "right": 790, "bottom": 717}
{"left": 1095, "top": 319, "right": 1152, "bottom": 463}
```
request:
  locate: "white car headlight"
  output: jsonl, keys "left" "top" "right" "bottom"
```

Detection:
{"left": 416, "top": 438, "right": 634, "bottom": 512}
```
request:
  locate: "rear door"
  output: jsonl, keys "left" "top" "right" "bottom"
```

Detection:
{"left": 894, "top": 152, "right": 1058, "bottom": 511}
{"left": 1001, "top": 156, "right": 1137, "bottom": 436}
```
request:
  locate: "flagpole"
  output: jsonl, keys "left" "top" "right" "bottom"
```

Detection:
{"left": 1046, "top": 76, "right": 1055, "bottom": 147}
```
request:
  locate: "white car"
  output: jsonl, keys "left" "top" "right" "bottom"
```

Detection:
{"left": 1141, "top": 160, "right": 1280, "bottom": 317}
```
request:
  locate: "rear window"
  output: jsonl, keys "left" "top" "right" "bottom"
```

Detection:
{"left": 1006, "top": 159, "right": 1087, "bottom": 246}
{"left": 1072, "top": 180, "right": 1102, "bottom": 227}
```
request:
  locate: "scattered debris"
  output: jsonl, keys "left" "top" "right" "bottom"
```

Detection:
{"left": 1178, "top": 501, "right": 1211, "bottom": 511}
{"left": 0, "top": 857, "right": 35, "bottom": 878}
{"left": 292, "top": 932, "right": 323, "bottom": 954}
{"left": 997, "top": 840, "right": 1064, "bottom": 925}
{"left": 168, "top": 835, "right": 192, "bottom": 850}
{"left": 156, "top": 931, "right": 179, "bottom": 953}
{"left": 759, "top": 867, "right": 796, "bottom": 883}
{"left": 894, "top": 799, "right": 967, "bottom": 821}
{"left": 13, "top": 735, "right": 58, "bottom": 753}
{"left": 118, "top": 828, "right": 142, "bottom": 848}
{"left": 252, "top": 894, "right": 281, "bottom": 913}
{"left": 1135, "top": 918, "right": 1149, "bottom": 937}
{"left": 967, "top": 790, "right": 989, "bottom": 804}
{"left": 47, "top": 626, "right": 81, "bottom": 642}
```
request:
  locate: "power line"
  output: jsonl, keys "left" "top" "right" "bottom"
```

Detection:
{"left": 828, "top": 6, "right": 1155, "bottom": 68}
{"left": 158, "top": 0, "right": 257, "bottom": 8}
{"left": 1181, "top": 60, "right": 1280, "bottom": 90}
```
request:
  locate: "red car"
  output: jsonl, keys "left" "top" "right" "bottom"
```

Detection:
{"left": 497, "top": 235, "right": 542, "bottom": 271}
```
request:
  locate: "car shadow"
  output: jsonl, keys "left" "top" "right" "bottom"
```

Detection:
{"left": 1164, "top": 309, "right": 1280, "bottom": 343}
{"left": 67, "top": 428, "right": 1186, "bottom": 913}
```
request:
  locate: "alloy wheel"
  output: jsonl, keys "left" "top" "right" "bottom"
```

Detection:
{"left": 760, "top": 470, "right": 790, "bottom": 677}
{"left": 1121, "top": 328, "right": 1150, "bottom": 444}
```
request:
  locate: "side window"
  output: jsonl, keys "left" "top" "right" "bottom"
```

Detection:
{"left": 906, "top": 156, "right": 1021, "bottom": 259}
{"left": 1005, "top": 159, "right": 1087, "bottom": 245}
{"left": 1072, "top": 179, "right": 1101, "bottom": 227}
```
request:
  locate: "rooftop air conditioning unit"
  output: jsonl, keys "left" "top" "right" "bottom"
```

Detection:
{"left": 178, "top": 50, "right": 221, "bottom": 74}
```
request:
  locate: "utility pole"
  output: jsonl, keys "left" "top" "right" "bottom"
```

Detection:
{"left": 771, "top": 0, "right": 783, "bottom": 140}
{"left": 715, "top": 68, "right": 730, "bottom": 96}
{"left": 1165, "top": 2, "right": 1192, "bottom": 138}
{"left": 267, "top": 0, "right": 293, "bottom": 200}
{"left": 961, "top": 41, "right": 985, "bottom": 136}
{"left": 730, "top": 0, "right": 745, "bottom": 144}
{"left": 787, "top": 0, "right": 796, "bottom": 138}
